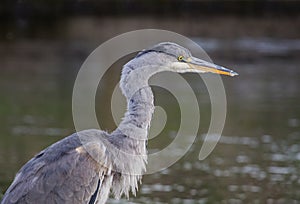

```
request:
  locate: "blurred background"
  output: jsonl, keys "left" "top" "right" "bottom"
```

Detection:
{"left": 1, "top": 0, "right": 300, "bottom": 203}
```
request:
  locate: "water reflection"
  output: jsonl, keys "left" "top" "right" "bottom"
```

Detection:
{"left": 196, "top": 37, "right": 300, "bottom": 56}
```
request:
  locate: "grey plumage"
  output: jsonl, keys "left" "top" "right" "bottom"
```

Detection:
{"left": 1, "top": 42, "right": 237, "bottom": 204}
{"left": 2, "top": 131, "right": 104, "bottom": 203}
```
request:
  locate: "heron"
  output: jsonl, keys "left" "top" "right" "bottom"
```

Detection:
{"left": 1, "top": 42, "right": 237, "bottom": 204}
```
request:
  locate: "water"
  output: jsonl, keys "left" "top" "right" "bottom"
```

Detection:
{"left": 1, "top": 19, "right": 300, "bottom": 203}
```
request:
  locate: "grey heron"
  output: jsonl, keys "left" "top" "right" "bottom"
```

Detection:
{"left": 1, "top": 42, "right": 237, "bottom": 204}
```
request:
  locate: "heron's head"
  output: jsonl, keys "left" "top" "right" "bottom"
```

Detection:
{"left": 132, "top": 42, "right": 238, "bottom": 76}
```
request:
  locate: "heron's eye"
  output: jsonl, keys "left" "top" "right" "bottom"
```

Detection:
{"left": 177, "top": 55, "right": 184, "bottom": 61}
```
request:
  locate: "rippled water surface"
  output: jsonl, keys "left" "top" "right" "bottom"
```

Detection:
{"left": 0, "top": 26, "right": 300, "bottom": 203}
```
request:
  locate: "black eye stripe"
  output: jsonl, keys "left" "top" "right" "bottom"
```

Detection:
{"left": 136, "top": 49, "right": 178, "bottom": 59}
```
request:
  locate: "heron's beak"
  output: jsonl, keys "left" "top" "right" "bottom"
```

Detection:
{"left": 185, "top": 57, "right": 238, "bottom": 76}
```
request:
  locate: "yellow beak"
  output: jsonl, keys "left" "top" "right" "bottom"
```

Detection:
{"left": 186, "top": 57, "right": 238, "bottom": 77}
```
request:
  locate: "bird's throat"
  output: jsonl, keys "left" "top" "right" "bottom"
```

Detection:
{"left": 117, "top": 86, "right": 154, "bottom": 140}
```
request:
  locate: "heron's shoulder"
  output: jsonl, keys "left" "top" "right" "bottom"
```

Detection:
{"left": 47, "top": 129, "right": 108, "bottom": 148}
{"left": 7, "top": 129, "right": 110, "bottom": 182}
{"left": 75, "top": 129, "right": 109, "bottom": 138}
{"left": 16, "top": 129, "right": 108, "bottom": 169}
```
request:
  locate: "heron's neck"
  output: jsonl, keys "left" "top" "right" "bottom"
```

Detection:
{"left": 114, "top": 65, "right": 161, "bottom": 142}
{"left": 124, "top": 86, "right": 154, "bottom": 128}
{"left": 107, "top": 65, "right": 162, "bottom": 197}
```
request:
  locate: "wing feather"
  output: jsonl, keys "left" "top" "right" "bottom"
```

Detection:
{"left": 1, "top": 130, "right": 110, "bottom": 204}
